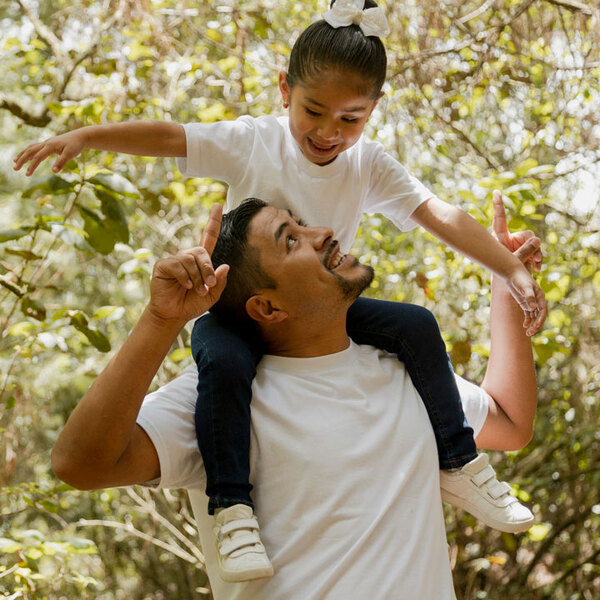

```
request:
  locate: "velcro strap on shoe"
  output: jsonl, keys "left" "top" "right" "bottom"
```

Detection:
{"left": 220, "top": 518, "right": 260, "bottom": 537}
{"left": 487, "top": 480, "right": 514, "bottom": 500}
{"left": 219, "top": 531, "right": 262, "bottom": 556}
{"left": 471, "top": 465, "right": 496, "bottom": 487}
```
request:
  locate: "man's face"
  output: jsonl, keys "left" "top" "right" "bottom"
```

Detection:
{"left": 247, "top": 206, "right": 374, "bottom": 317}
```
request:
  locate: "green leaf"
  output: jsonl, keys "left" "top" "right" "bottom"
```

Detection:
{"left": 89, "top": 172, "right": 139, "bottom": 197}
{"left": 169, "top": 347, "right": 191, "bottom": 362}
{"left": 4, "top": 247, "right": 41, "bottom": 260}
{"left": 97, "top": 191, "right": 129, "bottom": 243}
{"left": 63, "top": 537, "right": 98, "bottom": 554}
{"left": 20, "top": 297, "right": 47, "bottom": 321}
{"left": 69, "top": 310, "right": 111, "bottom": 352}
{"left": 39, "top": 500, "right": 59, "bottom": 513}
{"left": 78, "top": 195, "right": 129, "bottom": 255}
{"left": 93, "top": 305, "right": 124, "bottom": 320}
{"left": 528, "top": 523, "right": 550, "bottom": 542}
{"left": 21, "top": 175, "right": 75, "bottom": 198}
{"left": 0, "top": 227, "right": 33, "bottom": 243}
{"left": 515, "top": 158, "right": 538, "bottom": 178}
{"left": 0, "top": 537, "right": 22, "bottom": 553}
{"left": 35, "top": 213, "right": 66, "bottom": 226}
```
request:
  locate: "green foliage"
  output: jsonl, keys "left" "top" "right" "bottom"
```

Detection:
{"left": 1, "top": 0, "right": 598, "bottom": 598}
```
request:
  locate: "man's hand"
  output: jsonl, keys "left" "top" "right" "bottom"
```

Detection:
{"left": 492, "top": 190, "right": 546, "bottom": 336}
{"left": 148, "top": 203, "right": 229, "bottom": 324}
{"left": 14, "top": 130, "right": 88, "bottom": 176}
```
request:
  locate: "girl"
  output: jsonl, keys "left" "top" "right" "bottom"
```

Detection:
{"left": 14, "top": 0, "right": 544, "bottom": 583}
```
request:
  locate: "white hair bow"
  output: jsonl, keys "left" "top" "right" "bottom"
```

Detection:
{"left": 323, "top": 0, "right": 390, "bottom": 37}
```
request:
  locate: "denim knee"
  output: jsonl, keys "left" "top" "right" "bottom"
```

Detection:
{"left": 402, "top": 304, "right": 442, "bottom": 340}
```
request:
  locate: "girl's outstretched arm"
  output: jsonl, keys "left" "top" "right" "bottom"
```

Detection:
{"left": 14, "top": 121, "right": 186, "bottom": 176}
{"left": 411, "top": 192, "right": 546, "bottom": 336}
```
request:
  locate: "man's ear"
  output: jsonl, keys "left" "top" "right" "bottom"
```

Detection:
{"left": 279, "top": 72, "right": 290, "bottom": 105}
{"left": 246, "top": 295, "right": 288, "bottom": 324}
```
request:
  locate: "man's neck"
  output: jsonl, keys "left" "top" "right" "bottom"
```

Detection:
{"left": 260, "top": 317, "right": 351, "bottom": 358}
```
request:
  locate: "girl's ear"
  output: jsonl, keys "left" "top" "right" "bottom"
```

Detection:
{"left": 246, "top": 295, "right": 289, "bottom": 324}
{"left": 366, "top": 93, "right": 383, "bottom": 118}
{"left": 279, "top": 72, "right": 290, "bottom": 105}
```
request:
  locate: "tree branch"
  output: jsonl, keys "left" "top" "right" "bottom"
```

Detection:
{"left": 429, "top": 104, "right": 502, "bottom": 170}
{"left": 126, "top": 487, "right": 206, "bottom": 564}
{"left": 544, "top": 0, "right": 594, "bottom": 15}
{"left": 16, "top": 0, "right": 67, "bottom": 64}
{"left": 0, "top": 97, "right": 51, "bottom": 128}
{"left": 74, "top": 518, "right": 204, "bottom": 566}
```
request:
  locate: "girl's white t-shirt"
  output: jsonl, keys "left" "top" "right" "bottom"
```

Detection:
{"left": 138, "top": 341, "right": 489, "bottom": 600}
{"left": 176, "top": 115, "right": 434, "bottom": 251}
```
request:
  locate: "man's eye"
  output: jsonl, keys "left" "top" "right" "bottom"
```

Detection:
{"left": 286, "top": 235, "right": 297, "bottom": 250}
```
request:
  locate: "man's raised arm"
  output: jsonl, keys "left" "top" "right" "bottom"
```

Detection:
{"left": 51, "top": 204, "right": 228, "bottom": 490}
{"left": 476, "top": 191, "right": 541, "bottom": 451}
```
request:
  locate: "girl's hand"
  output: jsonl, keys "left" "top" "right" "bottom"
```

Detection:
{"left": 148, "top": 204, "right": 229, "bottom": 324}
{"left": 13, "top": 129, "right": 87, "bottom": 176}
{"left": 492, "top": 190, "right": 547, "bottom": 336}
{"left": 492, "top": 190, "right": 543, "bottom": 272}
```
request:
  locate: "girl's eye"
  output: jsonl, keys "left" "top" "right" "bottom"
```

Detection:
{"left": 342, "top": 117, "right": 358, "bottom": 123}
{"left": 305, "top": 108, "right": 321, "bottom": 117}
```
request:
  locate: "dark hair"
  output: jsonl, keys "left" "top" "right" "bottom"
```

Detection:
{"left": 286, "top": 0, "right": 387, "bottom": 99}
{"left": 210, "top": 198, "right": 277, "bottom": 327}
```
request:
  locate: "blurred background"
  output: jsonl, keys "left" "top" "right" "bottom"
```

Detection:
{"left": 0, "top": 0, "right": 598, "bottom": 598}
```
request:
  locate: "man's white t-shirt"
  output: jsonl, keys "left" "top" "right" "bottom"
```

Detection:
{"left": 137, "top": 341, "right": 489, "bottom": 600}
{"left": 176, "top": 115, "right": 433, "bottom": 251}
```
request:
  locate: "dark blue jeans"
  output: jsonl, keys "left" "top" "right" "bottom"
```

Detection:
{"left": 192, "top": 297, "right": 478, "bottom": 514}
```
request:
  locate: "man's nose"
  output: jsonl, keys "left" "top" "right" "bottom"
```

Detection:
{"left": 308, "top": 226, "right": 334, "bottom": 249}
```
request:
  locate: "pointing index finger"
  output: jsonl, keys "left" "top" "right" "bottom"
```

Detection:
{"left": 201, "top": 203, "right": 223, "bottom": 256}
{"left": 492, "top": 189, "right": 510, "bottom": 245}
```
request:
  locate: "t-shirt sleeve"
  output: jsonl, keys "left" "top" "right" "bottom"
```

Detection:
{"left": 137, "top": 365, "right": 206, "bottom": 490}
{"left": 175, "top": 116, "right": 256, "bottom": 186}
{"left": 455, "top": 375, "right": 490, "bottom": 438}
{"left": 363, "top": 143, "right": 435, "bottom": 232}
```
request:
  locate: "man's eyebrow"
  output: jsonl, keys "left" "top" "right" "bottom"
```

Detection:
{"left": 274, "top": 220, "right": 290, "bottom": 245}
{"left": 274, "top": 211, "right": 306, "bottom": 245}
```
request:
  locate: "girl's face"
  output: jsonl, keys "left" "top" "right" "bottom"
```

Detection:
{"left": 279, "top": 70, "right": 380, "bottom": 166}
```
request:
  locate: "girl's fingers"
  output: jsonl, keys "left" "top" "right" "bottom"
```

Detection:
{"left": 492, "top": 190, "right": 510, "bottom": 244}
{"left": 26, "top": 150, "right": 51, "bottom": 176}
{"left": 13, "top": 145, "right": 40, "bottom": 170}
{"left": 52, "top": 151, "right": 71, "bottom": 173}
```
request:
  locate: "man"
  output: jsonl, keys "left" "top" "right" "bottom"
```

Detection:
{"left": 52, "top": 193, "right": 539, "bottom": 599}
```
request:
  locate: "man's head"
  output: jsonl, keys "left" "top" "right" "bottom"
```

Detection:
{"left": 210, "top": 199, "right": 374, "bottom": 330}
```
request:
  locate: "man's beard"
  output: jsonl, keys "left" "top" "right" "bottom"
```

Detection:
{"left": 333, "top": 263, "right": 375, "bottom": 302}
{"left": 322, "top": 240, "right": 374, "bottom": 302}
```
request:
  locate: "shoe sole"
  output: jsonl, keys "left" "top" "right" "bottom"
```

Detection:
{"left": 220, "top": 565, "right": 274, "bottom": 583}
{"left": 441, "top": 489, "right": 534, "bottom": 533}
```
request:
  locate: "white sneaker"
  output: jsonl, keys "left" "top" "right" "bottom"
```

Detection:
{"left": 213, "top": 504, "right": 274, "bottom": 582}
{"left": 440, "top": 454, "right": 534, "bottom": 533}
